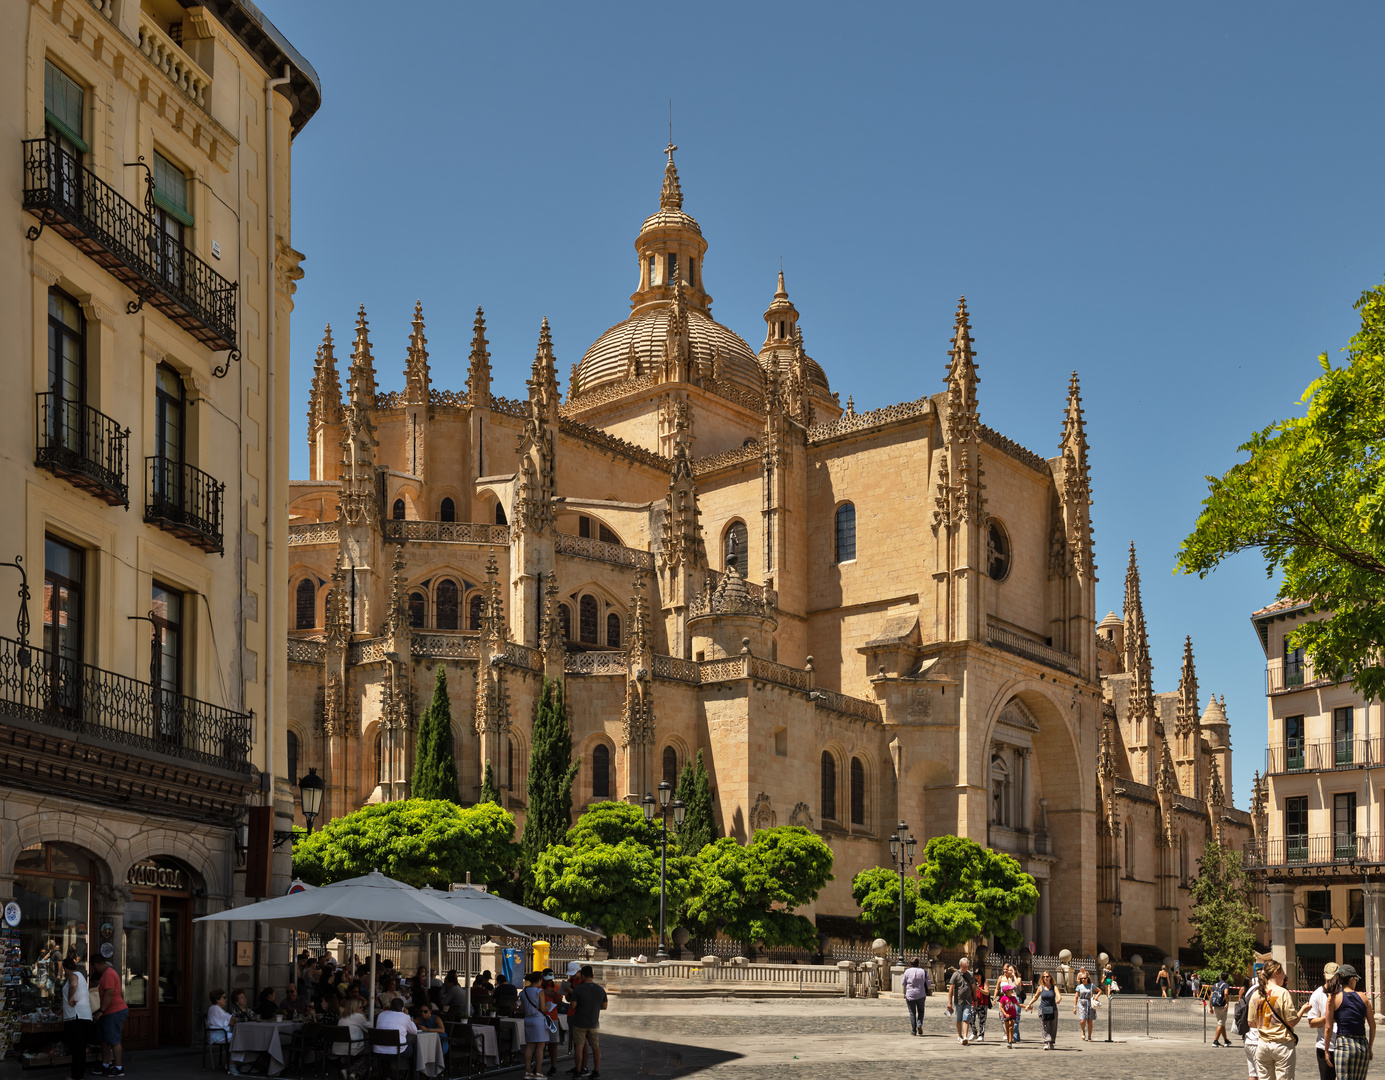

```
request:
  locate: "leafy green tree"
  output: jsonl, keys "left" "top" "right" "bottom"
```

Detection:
{"left": 523, "top": 678, "right": 579, "bottom": 905}
{"left": 685, "top": 826, "right": 834, "bottom": 950}
{"left": 851, "top": 866, "right": 928, "bottom": 953}
{"left": 291, "top": 798, "right": 517, "bottom": 889}
{"left": 1188, "top": 842, "right": 1259, "bottom": 981}
{"left": 531, "top": 801, "right": 692, "bottom": 939}
{"left": 1178, "top": 278, "right": 1385, "bottom": 701}
{"left": 479, "top": 761, "right": 501, "bottom": 806}
{"left": 675, "top": 749, "right": 717, "bottom": 856}
{"left": 901, "top": 835, "right": 1038, "bottom": 949}
{"left": 410, "top": 666, "right": 460, "bottom": 802}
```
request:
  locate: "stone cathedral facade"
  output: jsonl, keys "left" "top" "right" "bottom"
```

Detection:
{"left": 284, "top": 148, "right": 1249, "bottom": 959}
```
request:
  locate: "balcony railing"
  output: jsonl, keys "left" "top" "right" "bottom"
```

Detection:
{"left": 1266, "top": 659, "right": 1332, "bottom": 694}
{"left": 0, "top": 634, "right": 252, "bottom": 773}
{"left": 35, "top": 393, "right": 129, "bottom": 507}
{"left": 145, "top": 457, "right": 225, "bottom": 554}
{"left": 1244, "top": 834, "right": 1385, "bottom": 870}
{"left": 985, "top": 619, "right": 1080, "bottom": 675}
{"left": 1267, "top": 738, "right": 1380, "bottom": 774}
{"left": 382, "top": 520, "right": 511, "bottom": 545}
{"left": 22, "top": 138, "right": 238, "bottom": 357}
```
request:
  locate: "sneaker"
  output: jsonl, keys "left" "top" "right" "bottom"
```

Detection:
{"left": 589, "top": 1072, "right": 601, "bottom": 1079}
{"left": 548, "top": 1070, "right": 558, "bottom": 1077}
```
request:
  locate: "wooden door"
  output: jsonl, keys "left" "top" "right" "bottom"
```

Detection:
{"left": 155, "top": 897, "right": 190, "bottom": 1044}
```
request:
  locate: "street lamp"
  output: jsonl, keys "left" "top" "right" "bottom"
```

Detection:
{"left": 888, "top": 821, "right": 918, "bottom": 964}
{"left": 644, "top": 780, "right": 686, "bottom": 961}
{"left": 1323, "top": 914, "right": 1334, "bottom": 933}
{"left": 299, "top": 768, "right": 325, "bottom": 832}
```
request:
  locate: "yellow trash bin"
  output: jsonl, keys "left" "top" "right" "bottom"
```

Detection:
{"left": 533, "top": 940, "right": 551, "bottom": 973}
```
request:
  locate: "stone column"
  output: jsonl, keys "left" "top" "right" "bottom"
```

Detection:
{"left": 1268, "top": 883, "right": 1297, "bottom": 988}
{"left": 1364, "top": 881, "right": 1382, "bottom": 1006}
{"left": 1038, "top": 881, "right": 1050, "bottom": 955}
{"left": 1020, "top": 749, "right": 1033, "bottom": 831}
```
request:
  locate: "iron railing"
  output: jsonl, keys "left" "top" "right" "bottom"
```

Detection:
{"left": 1266, "top": 660, "right": 1330, "bottom": 693}
{"left": 34, "top": 393, "right": 129, "bottom": 507}
{"left": 145, "top": 456, "right": 225, "bottom": 554}
{"left": 1267, "top": 738, "right": 1378, "bottom": 774}
{"left": 21, "top": 138, "right": 238, "bottom": 356}
{"left": 0, "top": 634, "right": 252, "bottom": 772}
{"left": 1243, "top": 834, "right": 1385, "bottom": 869}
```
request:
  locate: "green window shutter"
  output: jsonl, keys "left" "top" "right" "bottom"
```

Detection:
{"left": 152, "top": 152, "right": 191, "bottom": 219}
{"left": 44, "top": 61, "right": 88, "bottom": 152}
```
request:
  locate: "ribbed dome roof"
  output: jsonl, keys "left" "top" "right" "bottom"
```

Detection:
{"left": 576, "top": 306, "right": 764, "bottom": 399}
{"left": 759, "top": 348, "right": 833, "bottom": 398}
{"left": 640, "top": 207, "right": 702, "bottom": 236}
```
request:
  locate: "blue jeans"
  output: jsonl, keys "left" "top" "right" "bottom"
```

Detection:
{"left": 907, "top": 998, "right": 925, "bottom": 1028}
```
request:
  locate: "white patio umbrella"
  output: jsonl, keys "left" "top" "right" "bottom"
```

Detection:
{"left": 197, "top": 871, "right": 492, "bottom": 1021}
{"left": 437, "top": 886, "right": 602, "bottom": 940}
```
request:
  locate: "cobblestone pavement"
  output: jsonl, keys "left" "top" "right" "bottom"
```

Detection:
{"left": 0, "top": 997, "right": 1259, "bottom": 1079}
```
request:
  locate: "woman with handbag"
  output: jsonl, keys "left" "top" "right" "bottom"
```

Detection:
{"left": 1024, "top": 970, "right": 1063, "bottom": 1049}
{"left": 61, "top": 957, "right": 93, "bottom": 1080}
{"left": 1250, "top": 959, "right": 1300, "bottom": 1080}
{"left": 521, "top": 972, "right": 558, "bottom": 1080}
{"left": 1073, "top": 969, "right": 1098, "bottom": 1042}
{"left": 972, "top": 975, "right": 991, "bottom": 1041}
{"left": 1324, "top": 963, "right": 1376, "bottom": 1080}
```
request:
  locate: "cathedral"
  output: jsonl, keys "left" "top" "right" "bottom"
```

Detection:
{"left": 284, "top": 146, "right": 1250, "bottom": 961}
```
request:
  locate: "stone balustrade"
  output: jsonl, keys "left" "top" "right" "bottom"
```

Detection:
{"left": 288, "top": 521, "right": 338, "bottom": 546}
{"left": 137, "top": 14, "right": 211, "bottom": 110}
{"left": 554, "top": 530, "right": 655, "bottom": 570}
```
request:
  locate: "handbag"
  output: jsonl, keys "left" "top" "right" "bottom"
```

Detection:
{"left": 88, "top": 987, "right": 102, "bottom": 1014}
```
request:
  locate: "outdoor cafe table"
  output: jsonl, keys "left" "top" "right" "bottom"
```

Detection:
{"left": 231, "top": 1020, "right": 302, "bottom": 1076}
{"left": 413, "top": 1031, "right": 444, "bottom": 1078}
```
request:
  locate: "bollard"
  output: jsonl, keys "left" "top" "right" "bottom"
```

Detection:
{"left": 1146, "top": 998, "right": 1150, "bottom": 1037}
{"left": 1106, "top": 993, "right": 1113, "bottom": 1042}
{"left": 1204, "top": 1000, "right": 1207, "bottom": 1042}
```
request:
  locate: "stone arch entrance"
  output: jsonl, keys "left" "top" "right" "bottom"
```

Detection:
{"left": 120, "top": 855, "right": 199, "bottom": 1049}
{"left": 10, "top": 841, "right": 110, "bottom": 1014}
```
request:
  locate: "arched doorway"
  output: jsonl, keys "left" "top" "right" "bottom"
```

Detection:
{"left": 13, "top": 842, "right": 100, "bottom": 1012}
{"left": 122, "top": 856, "right": 196, "bottom": 1048}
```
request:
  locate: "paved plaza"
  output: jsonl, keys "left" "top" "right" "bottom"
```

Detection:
{"left": 0, "top": 996, "right": 1265, "bottom": 1080}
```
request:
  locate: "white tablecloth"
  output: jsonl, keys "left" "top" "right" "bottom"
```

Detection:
{"left": 474, "top": 1024, "right": 499, "bottom": 1063}
{"left": 231, "top": 1021, "right": 302, "bottom": 1076}
{"left": 414, "top": 1031, "right": 443, "bottom": 1077}
{"left": 499, "top": 1017, "right": 527, "bottom": 1049}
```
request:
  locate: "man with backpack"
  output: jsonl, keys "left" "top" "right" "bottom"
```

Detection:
{"left": 1209, "top": 971, "right": 1232, "bottom": 1047}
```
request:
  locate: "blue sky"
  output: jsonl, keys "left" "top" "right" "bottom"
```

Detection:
{"left": 270, "top": 1, "right": 1385, "bottom": 810}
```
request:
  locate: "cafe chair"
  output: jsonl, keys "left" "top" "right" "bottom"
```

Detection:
{"left": 443, "top": 1021, "right": 483, "bottom": 1077}
{"left": 201, "top": 1022, "right": 232, "bottom": 1073}
{"left": 287, "top": 1023, "right": 335, "bottom": 1077}
{"left": 323, "top": 1028, "right": 367, "bottom": 1080}
{"left": 368, "top": 1029, "right": 412, "bottom": 1080}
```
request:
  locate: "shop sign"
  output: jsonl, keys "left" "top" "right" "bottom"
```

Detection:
{"left": 125, "top": 859, "right": 187, "bottom": 891}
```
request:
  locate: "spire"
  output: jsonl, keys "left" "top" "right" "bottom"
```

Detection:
{"left": 944, "top": 297, "right": 980, "bottom": 443}
{"left": 775, "top": 268, "right": 788, "bottom": 300}
{"left": 385, "top": 544, "right": 409, "bottom": 638}
{"left": 1058, "top": 371, "right": 1094, "bottom": 578}
{"left": 1156, "top": 737, "right": 1178, "bottom": 794}
{"left": 1175, "top": 635, "right": 1199, "bottom": 740}
{"left": 660, "top": 141, "right": 682, "bottom": 211}
{"left": 466, "top": 306, "right": 492, "bottom": 408}
{"left": 515, "top": 320, "right": 558, "bottom": 535}
{"left": 403, "top": 300, "right": 430, "bottom": 406}
{"left": 761, "top": 268, "right": 800, "bottom": 353}
{"left": 659, "top": 404, "right": 706, "bottom": 574}
{"left": 1123, "top": 543, "right": 1159, "bottom": 766}
{"left": 527, "top": 317, "right": 561, "bottom": 420}
{"left": 308, "top": 324, "right": 343, "bottom": 430}
{"left": 1122, "top": 543, "right": 1148, "bottom": 677}
{"left": 784, "top": 326, "right": 814, "bottom": 426}
{"left": 348, "top": 304, "right": 377, "bottom": 409}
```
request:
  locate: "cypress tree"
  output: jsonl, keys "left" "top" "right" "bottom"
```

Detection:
{"left": 411, "top": 666, "right": 460, "bottom": 802}
{"left": 479, "top": 760, "right": 502, "bottom": 806}
{"left": 522, "top": 677, "right": 579, "bottom": 904}
{"left": 677, "top": 749, "right": 717, "bottom": 855}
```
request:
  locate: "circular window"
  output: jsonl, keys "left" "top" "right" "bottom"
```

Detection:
{"left": 987, "top": 521, "right": 1011, "bottom": 581}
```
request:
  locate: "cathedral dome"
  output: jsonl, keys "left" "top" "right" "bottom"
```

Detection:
{"left": 575, "top": 307, "right": 764, "bottom": 398}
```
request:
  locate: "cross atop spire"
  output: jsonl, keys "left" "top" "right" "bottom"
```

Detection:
{"left": 660, "top": 143, "right": 683, "bottom": 211}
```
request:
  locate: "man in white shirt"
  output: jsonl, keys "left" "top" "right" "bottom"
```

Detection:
{"left": 373, "top": 998, "right": 418, "bottom": 1057}
{"left": 1303, "top": 961, "right": 1339, "bottom": 1080}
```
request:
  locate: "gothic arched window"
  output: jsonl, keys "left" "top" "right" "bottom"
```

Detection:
{"left": 1124, "top": 820, "right": 1135, "bottom": 877}
{"left": 579, "top": 595, "right": 598, "bottom": 644}
{"left": 724, "top": 521, "right": 748, "bottom": 576}
{"left": 821, "top": 751, "right": 837, "bottom": 822}
{"left": 392, "top": 498, "right": 405, "bottom": 521}
{"left": 606, "top": 612, "right": 621, "bottom": 648}
{"left": 835, "top": 503, "right": 857, "bottom": 563}
{"left": 295, "top": 578, "right": 316, "bottom": 629}
{"left": 468, "top": 594, "right": 484, "bottom": 631}
{"left": 987, "top": 520, "right": 1011, "bottom": 582}
{"left": 495, "top": 502, "right": 507, "bottom": 526}
{"left": 592, "top": 744, "right": 610, "bottom": 798}
{"left": 850, "top": 757, "right": 866, "bottom": 826}
{"left": 663, "top": 745, "right": 678, "bottom": 787}
{"left": 408, "top": 591, "right": 426, "bottom": 629}
{"left": 440, "top": 497, "right": 456, "bottom": 523}
{"left": 436, "top": 580, "right": 459, "bottom": 630}
{"left": 374, "top": 732, "right": 385, "bottom": 784}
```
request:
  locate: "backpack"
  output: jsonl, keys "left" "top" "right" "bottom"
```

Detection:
{"left": 1234, "top": 992, "right": 1252, "bottom": 1038}
{"left": 1211, "top": 982, "right": 1227, "bottom": 1009}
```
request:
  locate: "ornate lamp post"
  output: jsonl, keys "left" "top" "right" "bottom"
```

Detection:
{"left": 299, "top": 767, "right": 326, "bottom": 832}
{"left": 643, "top": 780, "right": 687, "bottom": 961}
{"left": 888, "top": 820, "right": 917, "bottom": 964}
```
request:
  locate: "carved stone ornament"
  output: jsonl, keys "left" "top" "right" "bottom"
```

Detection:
{"left": 750, "top": 792, "right": 776, "bottom": 832}
{"left": 788, "top": 802, "right": 813, "bottom": 829}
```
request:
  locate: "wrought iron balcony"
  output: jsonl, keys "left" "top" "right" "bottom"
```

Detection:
{"left": 0, "top": 634, "right": 252, "bottom": 773}
{"left": 1267, "top": 738, "right": 1380, "bottom": 774}
{"left": 1244, "top": 834, "right": 1384, "bottom": 870}
{"left": 21, "top": 138, "right": 238, "bottom": 362}
{"left": 35, "top": 393, "right": 130, "bottom": 507}
{"left": 145, "top": 456, "right": 225, "bottom": 554}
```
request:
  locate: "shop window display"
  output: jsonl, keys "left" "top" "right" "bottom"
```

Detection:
{"left": 12, "top": 843, "right": 94, "bottom": 1011}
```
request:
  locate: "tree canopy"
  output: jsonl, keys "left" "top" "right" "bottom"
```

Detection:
{"left": 522, "top": 677, "right": 579, "bottom": 905}
{"left": 674, "top": 749, "right": 717, "bottom": 856}
{"left": 291, "top": 798, "right": 517, "bottom": 889}
{"left": 1188, "top": 842, "right": 1259, "bottom": 980}
{"left": 856, "top": 835, "right": 1038, "bottom": 950}
{"left": 531, "top": 801, "right": 693, "bottom": 939}
{"left": 685, "top": 827, "right": 834, "bottom": 950}
{"left": 1178, "top": 278, "right": 1385, "bottom": 700}
{"left": 410, "top": 666, "right": 460, "bottom": 802}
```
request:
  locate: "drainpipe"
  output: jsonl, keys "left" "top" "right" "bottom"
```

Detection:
{"left": 263, "top": 65, "right": 290, "bottom": 801}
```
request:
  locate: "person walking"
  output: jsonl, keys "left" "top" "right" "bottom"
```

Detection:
{"left": 972, "top": 973, "right": 990, "bottom": 1042}
{"left": 1157, "top": 963, "right": 1172, "bottom": 999}
{"left": 901, "top": 958, "right": 930, "bottom": 1036}
{"left": 1303, "top": 962, "right": 1339, "bottom": 1079}
{"left": 61, "top": 957, "right": 93, "bottom": 1080}
{"left": 568, "top": 965, "right": 607, "bottom": 1079}
{"left": 1324, "top": 964, "right": 1376, "bottom": 1080}
{"left": 88, "top": 955, "right": 128, "bottom": 1077}
{"left": 1209, "top": 970, "right": 1233, "bottom": 1048}
{"left": 947, "top": 958, "right": 977, "bottom": 1046}
{"left": 1025, "top": 970, "right": 1063, "bottom": 1050}
{"left": 1007, "top": 964, "right": 1025, "bottom": 1043}
{"left": 1249, "top": 959, "right": 1300, "bottom": 1080}
{"left": 997, "top": 966, "right": 1021, "bottom": 1048}
{"left": 522, "top": 972, "right": 558, "bottom": 1080}
{"left": 1074, "top": 969, "right": 1097, "bottom": 1042}
{"left": 1236, "top": 975, "right": 1260, "bottom": 1078}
